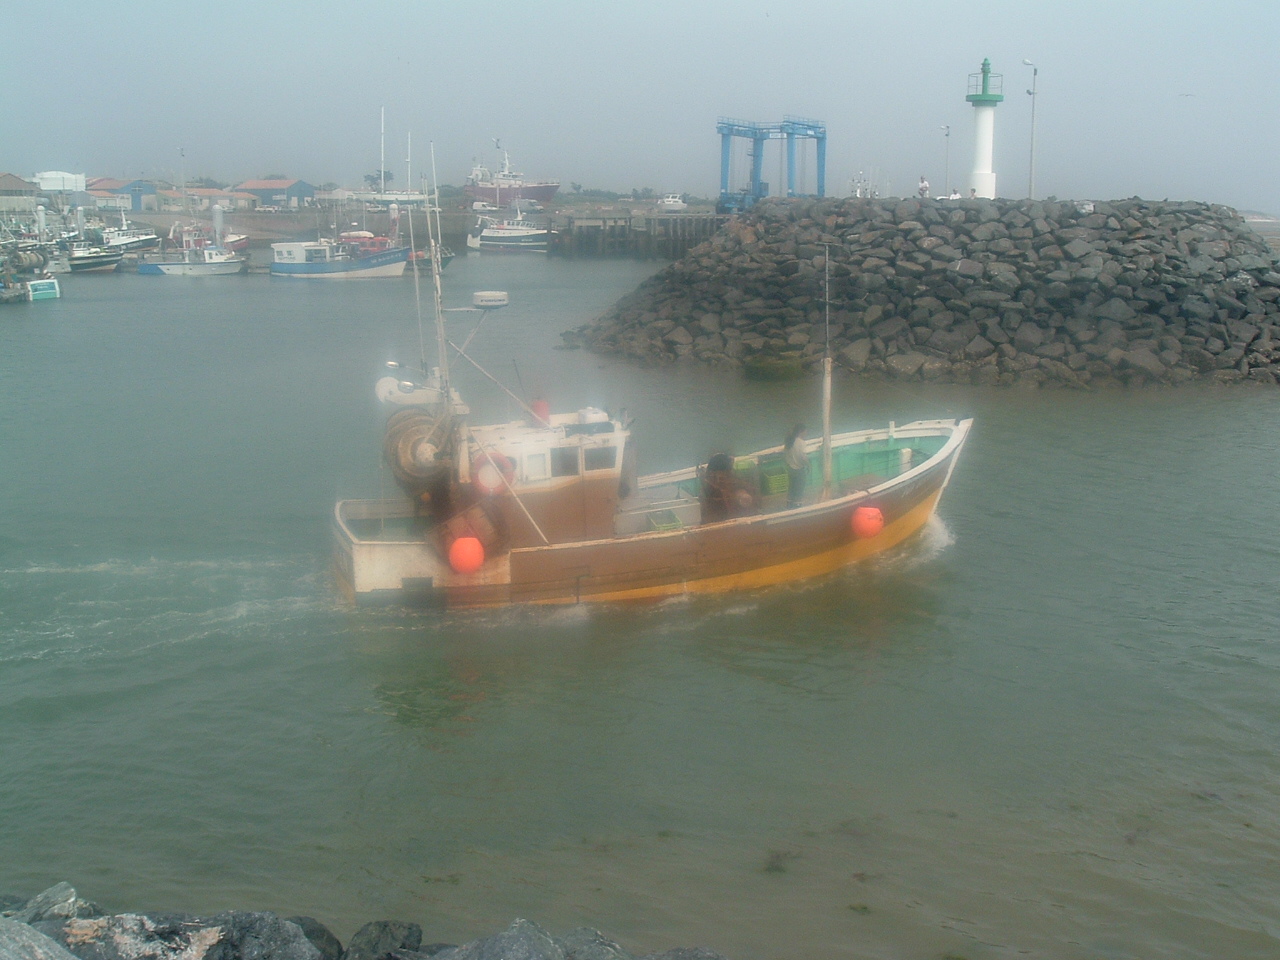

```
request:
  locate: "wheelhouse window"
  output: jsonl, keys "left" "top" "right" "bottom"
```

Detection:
{"left": 551, "top": 446, "right": 580, "bottom": 477}
{"left": 583, "top": 446, "right": 617, "bottom": 471}
{"left": 523, "top": 451, "right": 549, "bottom": 481}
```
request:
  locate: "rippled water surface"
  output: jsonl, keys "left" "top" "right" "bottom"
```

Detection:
{"left": 2, "top": 255, "right": 1279, "bottom": 960}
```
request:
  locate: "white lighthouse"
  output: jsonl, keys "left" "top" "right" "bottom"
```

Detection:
{"left": 966, "top": 58, "right": 1004, "bottom": 199}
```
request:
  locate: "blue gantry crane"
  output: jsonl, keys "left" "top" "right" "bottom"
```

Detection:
{"left": 717, "top": 115, "right": 827, "bottom": 213}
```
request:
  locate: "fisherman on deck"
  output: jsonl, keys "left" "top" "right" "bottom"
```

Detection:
{"left": 784, "top": 423, "right": 809, "bottom": 509}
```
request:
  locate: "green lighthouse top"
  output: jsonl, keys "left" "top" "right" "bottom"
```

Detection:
{"left": 966, "top": 58, "right": 1004, "bottom": 106}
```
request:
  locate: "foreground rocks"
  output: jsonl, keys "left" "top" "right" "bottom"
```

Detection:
{"left": 565, "top": 196, "right": 1280, "bottom": 387}
{"left": 1, "top": 886, "right": 727, "bottom": 960}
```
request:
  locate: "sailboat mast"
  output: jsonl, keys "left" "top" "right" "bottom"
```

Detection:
{"left": 428, "top": 143, "right": 450, "bottom": 396}
{"left": 821, "top": 244, "right": 833, "bottom": 499}
{"left": 380, "top": 107, "right": 386, "bottom": 195}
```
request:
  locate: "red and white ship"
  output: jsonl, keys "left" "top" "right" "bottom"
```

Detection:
{"left": 463, "top": 150, "right": 559, "bottom": 204}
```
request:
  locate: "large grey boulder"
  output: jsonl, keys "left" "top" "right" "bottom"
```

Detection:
{"left": 432, "top": 920, "right": 561, "bottom": 960}
{"left": 556, "top": 929, "right": 633, "bottom": 960}
{"left": 0, "top": 918, "right": 81, "bottom": 960}
{"left": 34, "top": 913, "right": 319, "bottom": 960}
{"left": 340, "top": 923, "right": 421, "bottom": 960}
{"left": 13, "top": 886, "right": 101, "bottom": 925}
{"left": 283, "top": 920, "right": 341, "bottom": 960}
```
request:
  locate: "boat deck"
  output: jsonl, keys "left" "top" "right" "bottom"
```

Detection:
{"left": 340, "top": 428, "right": 949, "bottom": 546}
{"left": 614, "top": 430, "right": 947, "bottom": 535}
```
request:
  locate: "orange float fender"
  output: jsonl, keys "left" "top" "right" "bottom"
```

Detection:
{"left": 851, "top": 505, "right": 885, "bottom": 538}
{"left": 448, "top": 536, "right": 485, "bottom": 574}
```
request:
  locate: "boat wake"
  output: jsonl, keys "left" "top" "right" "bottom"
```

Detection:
{"left": 0, "top": 555, "right": 327, "bottom": 664}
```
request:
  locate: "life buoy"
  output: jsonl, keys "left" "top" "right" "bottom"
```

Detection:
{"left": 471, "top": 451, "right": 515, "bottom": 495}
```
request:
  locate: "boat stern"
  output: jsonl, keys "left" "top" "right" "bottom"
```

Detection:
{"left": 333, "top": 499, "right": 449, "bottom": 603}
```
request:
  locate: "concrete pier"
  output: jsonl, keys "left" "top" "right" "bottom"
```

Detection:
{"left": 550, "top": 212, "right": 730, "bottom": 259}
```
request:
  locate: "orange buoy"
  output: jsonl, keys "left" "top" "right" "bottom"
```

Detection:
{"left": 449, "top": 536, "right": 485, "bottom": 574}
{"left": 851, "top": 505, "right": 884, "bottom": 538}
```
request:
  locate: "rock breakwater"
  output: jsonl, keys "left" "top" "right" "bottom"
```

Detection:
{"left": 0, "top": 884, "right": 729, "bottom": 960}
{"left": 565, "top": 196, "right": 1280, "bottom": 387}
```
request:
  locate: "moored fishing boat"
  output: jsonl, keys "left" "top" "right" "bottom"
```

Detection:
{"left": 138, "top": 245, "right": 247, "bottom": 276}
{"left": 101, "top": 213, "right": 160, "bottom": 253}
{"left": 466, "top": 204, "right": 555, "bottom": 252}
{"left": 464, "top": 149, "right": 560, "bottom": 204}
{"left": 270, "top": 238, "right": 410, "bottom": 278}
{"left": 334, "top": 205, "right": 972, "bottom": 606}
{"left": 66, "top": 242, "right": 124, "bottom": 272}
{"left": 140, "top": 215, "right": 249, "bottom": 276}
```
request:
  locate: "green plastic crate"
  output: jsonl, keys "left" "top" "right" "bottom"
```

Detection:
{"left": 760, "top": 464, "right": 790, "bottom": 495}
{"left": 648, "top": 509, "right": 682, "bottom": 532}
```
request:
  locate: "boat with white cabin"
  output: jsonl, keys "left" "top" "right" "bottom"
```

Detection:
{"left": 464, "top": 148, "right": 559, "bottom": 204}
{"left": 66, "top": 242, "right": 123, "bottom": 272}
{"left": 138, "top": 214, "right": 249, "bottom": 276}
{"left": 270, "top": 236, "right": 410, "bottom": 278}
{"left": 466, "top": 203, "right": 555, "bottom": 252}
{"left": 332, "top": 192, "right": 973, "bottom": 607}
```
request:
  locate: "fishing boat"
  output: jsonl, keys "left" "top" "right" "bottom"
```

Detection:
{"left": 139, "top": 215, "right": 249, "bottom": 276}
{"left": 463, "top": 149, "right": 560, "bottom": 204}
{"left": 165, "top": 220, "right": 248, "bottom": 253}
{"left": 101, "top": 214, "right": 160, "bottom": 253}
{"left": 270, "top": 237, "right": 410, "bottom": 278}
{"left": 465, "top": 205, "right": 555, "bottom": 252}
{"left": 333, "top": 210, "right": 972, "bottom": 606}
{"left": 137, "top": 245, "right": 246, "bottom": 276}
{"left": 66, "top": 242, "right": 123, "bottom": 272}
{"left": 656, "top": 193, "right": 688, "bottom": 213}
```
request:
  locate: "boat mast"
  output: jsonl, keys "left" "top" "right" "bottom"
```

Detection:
{"left": 821, "top": 244, "right": 833, "bottom": 499}
{"left": 380, "top": 107, "right": 386, "bottom": 196}
{"left": 428, "top": 143, "right": 450, "bottom": 396}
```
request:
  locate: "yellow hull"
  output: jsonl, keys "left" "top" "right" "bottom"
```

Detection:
{"left": 538, "top": 489, "right": 942, "bottom": 605}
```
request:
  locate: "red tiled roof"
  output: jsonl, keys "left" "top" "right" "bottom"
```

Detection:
{"left": 0, "top": 172, "right": 36, "bottom": 192}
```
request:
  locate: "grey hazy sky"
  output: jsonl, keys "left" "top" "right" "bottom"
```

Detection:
{"left": 5, "top": 0, "right": 1278, "bottom": 213}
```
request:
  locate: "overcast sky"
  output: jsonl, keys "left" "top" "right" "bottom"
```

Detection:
{"left": 5, "top": 0, "right": 1277, "bottom": 213}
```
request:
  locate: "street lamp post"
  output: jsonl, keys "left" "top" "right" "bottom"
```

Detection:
{"left": 1023, "top": 58, "right": 1038, "bottom": 199}
{"left": 940, "top": 125, "right": 950, "bottom": 195}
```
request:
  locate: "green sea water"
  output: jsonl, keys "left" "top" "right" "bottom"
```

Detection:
{"left": 2, "top": 254, "right": 1279, "bottom": 960}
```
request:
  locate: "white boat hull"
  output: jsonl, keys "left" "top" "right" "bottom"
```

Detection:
{"left": 138, "top": 258, "right": 247, "bottom": 276}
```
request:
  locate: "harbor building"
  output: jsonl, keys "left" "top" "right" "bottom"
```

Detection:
{"left": 233, "top": 179, "right": 316, "bottom": 209}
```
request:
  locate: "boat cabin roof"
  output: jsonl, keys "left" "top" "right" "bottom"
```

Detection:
{"left": 469, "top": 409, "right": 626, "bottom": 484}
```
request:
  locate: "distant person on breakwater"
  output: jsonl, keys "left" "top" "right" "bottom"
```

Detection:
{"left": 917, "top": 176, "right": 930, "bottom": 198}
{"left": 949, "top": 188, "right": 962, "bottom": 200}
{"left": 784, "top": 423, "right": 809, "bottom": 509}
{"left": 969, "top": 187, "right": 977, "bottom": 199}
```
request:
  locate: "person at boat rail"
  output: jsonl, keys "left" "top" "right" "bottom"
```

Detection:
{"left": 784, "top": 423, "right": 809, "bottom": 509}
